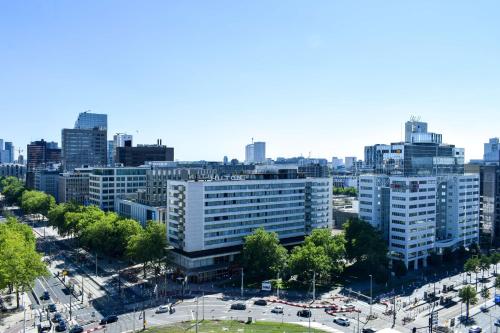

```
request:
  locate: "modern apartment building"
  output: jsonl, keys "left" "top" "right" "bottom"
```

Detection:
{"left": 62, "top": 128, "right": 107, "bottom": 171}
{"left": 358, "top": 119, "right": 480, "bottom": 270}
{"left": 89, "top": 166, "right": 147, "bottom": 211}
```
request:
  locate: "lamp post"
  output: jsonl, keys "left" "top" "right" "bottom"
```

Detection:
{"left": 369, "top": 274, "right": 373, "bottom": 318}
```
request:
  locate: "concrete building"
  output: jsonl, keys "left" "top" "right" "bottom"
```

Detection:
{"left": 74, "top": 111, "right": 107, "bottom": 130}
{"left": 116, "top": 143, "right": 174, "bottom": 167}
{"left": 26, "top": 140, "right": 61, "bottom": 188}
{"left": 62, "top": 128, "right": 107, "bottom": 171}
{"left": 0, "top": 141, "right": 14, "bottom": 163}
{"left": 0, "top": 164, "right": 26, "bottom": 180}
{"left": 58, "top": 168, "right": 92, "bottom": 204}
{"left": 332, "top": 157, "right": 344, "bottom": 170}
{"left": 245, "top": 141, "right": 266, "bottom": 164}
{"left": 345, "top": 157, "right": 357, "bottom": 170}
{"left": 89, "top": 166, "right": 147, "bottom": 211}
{"left": 332, "top": 195, "right": 359, "bottom": 229}
{"left": 107, "top": 141, "right": 115, "bottom": 166}
{"left": 358, "top": 119, "right": 479, "bottom": 270}
{"left": 112, "top": 133, "right": 133, "bottom": 164}
{"left": 34, "top": 167, "right": 60, "bottom": 200}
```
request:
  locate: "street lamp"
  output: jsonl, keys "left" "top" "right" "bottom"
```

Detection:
{"left": 369, "top": 274, "right": 373, "bottom": 318}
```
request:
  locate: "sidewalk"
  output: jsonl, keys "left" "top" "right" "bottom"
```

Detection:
{"left": 0, "top": 292, "right": 34, "bottom": 333}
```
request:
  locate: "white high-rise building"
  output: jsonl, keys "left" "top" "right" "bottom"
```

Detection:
{"left": 245, "top": 141, "right": 266, "bottom": 164}
{"left": 345, "top": 157, "right": 357, "bottom": 170}
{"left": 484, "top": 138, "right": 500, "bottom": 164}
{"left": 331, "top": 157, "right": 344, "bottom": 170}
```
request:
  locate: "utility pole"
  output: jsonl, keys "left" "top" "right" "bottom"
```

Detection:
{"left": 392, "top": 294, "right": 396, "bottom": 328}
{"left": 81, "top": 276, "right": 84, "bottom": 304}
{"left": 202, "top": 291, "right": 205, "bottom": 321}
{"left": 277, "top": 272, "right": 280, "bottom": 299}
{"left": 241, "top": 268, "right": 244, "bottom": 298}
{"left": 142, "top": 285, "right": 146, "bottom": 330}
{"left": 357, "top": 311, "right": 360, "bottom": 333}
{"left": 95, "top": 252, "right": 98, "bottom": 277}
{"left": 69, "top": 285, "right": 72, "bottom": 321}
{"left": 132, "top": 307, "right": 136, "bottom": 333}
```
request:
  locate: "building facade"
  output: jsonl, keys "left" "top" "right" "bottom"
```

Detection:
{"left": 89, "top": 167, "right": 147, "bottom": 211}
{"left": 0, "top": 164, "right": 26, "bottom": 180}
{"left": 62, "top": 128, "right": 107, "bottom": 171}
{"left": 245, "top": 141, "right": 266, "bottom": 164}
{"left": 116, "top": 144, "right": 174, "bottom": 167}
{"left": 57, "top": 168, "right": 92, "bottom": 204}
{"left": 74, "top": 111, "right": 107, "bottom": 130}
{"left": 26, "top": 140, "right": 61, "bottom": 188}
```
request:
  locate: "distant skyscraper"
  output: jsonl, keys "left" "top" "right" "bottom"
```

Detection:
{"left": 74, "top": 111, "right": 107, "bottom": 130}
{"left": 223, "top": 156, "right": 228, "bottom": 165}
{"left": 245, "top": 141, "right": 266, "bottom": 164}
{"left": 484, "top": 138, "right": 500, "bottom": 164}
{"left": 4, "top": 142, "right": 14, "bottom": 163}
{"left": 112, "top": 133, "right": 133, "bottom": 163}
{"left": 107, "top": 140, "right": 115, "bottom": 166}
{"left": 344, "top": 157, "right": 357, "bottom": 170}
{"left": 62, "top": 128, "right": 107, "bottom": 171}
{"left": 331, "top": 157, "right": 344, "bottom": 170}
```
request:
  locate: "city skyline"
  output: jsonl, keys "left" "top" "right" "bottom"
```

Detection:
{"left": 2, "top": 1, "right": 500, "bottom": 161}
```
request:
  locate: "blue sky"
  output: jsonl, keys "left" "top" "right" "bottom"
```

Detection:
{"left": 1, "top": 1, "right": 499, "bottom": 161}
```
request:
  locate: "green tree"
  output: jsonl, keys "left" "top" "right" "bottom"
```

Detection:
{"left": 47, "top": 202, "right": 81, "bottom": 234}
{"left": 289, "top": 241, "right": 332, "bottom": 282}
{"left": 343, "top": 218, "right": 388, "bottom": 273}
{"left": 490, "top": 253, "right": 500, "bottom": 275}
{"left": 392, "top": 260, "right": 408, "bottom": 277}
{"left": 127, "top": 221, "right": 169, "bottom": 279}
{"left": 241, "top": 228, "right": 288, "bottom": 282}
{"left": 1, "top": 176, "right": 25, "bottom": 205}
{"left": 0, "top": 218, "right": 49, "bottom": 307}
{"left": 459, "top": 285, "right": 478, "bottom": 321}
{"left": 481, "top": 286, "right": 490, "bottom": 309}
{"left": 305, "top": 228, "right": 346, "bottom": 277}
{"left": 479, "top": 256, "right": 491, "bottom": 280}
{"left": 21, "top": 190, "right": 55, "bottom": 219}
{"left": 464, "top": 257, "right": 480, "bottom": 289}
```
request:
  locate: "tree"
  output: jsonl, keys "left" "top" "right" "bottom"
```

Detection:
{"left": 490, "top": 253, "right": 500, "bottom": 275}
{"left": 289, "top": 241, "right": 332, "bottom": 282}
{"left": 459, "top": 285, "right": 478, "bottom": 321}
{"left": 479, "top": 256, "right": 491, "bottom": 280}
{"left": 305, "top": 229, "right": 346, "bottom": 277}
{"left": 241, "top": 228, "right": 288, "bottom": 282}
{"left": 392, "top": 260, "right": 408, "bottom": 278}
{"left": 481, "top": 286, "right": 490, "bottom": 309}
{"left": 21, "top": 190, "right": 55, "bottom": 219}
{"left": 0, "top": 218, "right": 49, "bottom": 307}
{"left": 343, "top": 218, "right": 388, "bottom": 273}
{"left": 464, "top": 257, "right": 480, "bottom": 290}
{"left": 1, "top": 177, "right": 25, "bottom": 205}
{"left": 332, "top": 187, "right": 357, "bottom": 197}
{"left": 127, "top": 221, "right": 169, "bottom": 279}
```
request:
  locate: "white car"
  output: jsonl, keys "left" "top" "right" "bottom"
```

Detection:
{"left": 155, "top": 305, "right": 170, "bottom": 314}
{"left": 469, "top": 326, "right": 482, "bottom": 333}
{"left": 334, "top": 317, "right": 351, "bottom": 326}
{"left": 271, "top": 306, "right": 284, "bottom": 314}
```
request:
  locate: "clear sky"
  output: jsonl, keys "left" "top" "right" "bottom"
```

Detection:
{"left": 1, "top": 1, "right": 499, "bottom": 162}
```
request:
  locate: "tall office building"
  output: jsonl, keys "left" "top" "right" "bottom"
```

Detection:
{"left": 358, "top": 119, "right": 479, "bottom": 270}
{"left": 62, "top": 128, "right": 107, "bottom": 171}
{"left": 245, "top": 141, "right": 266, "bottom": 164}
{"left": 112, "top": 133, "right": 133, "bottom": 164}
{"left": 58, "top": 168, "right": 93, "bottom": 205}
{"left": 0, "top": 140, "right": 14, "bottom": 164}
{"left": 26, "top": 140, "right": 62, "bottom": 188}
{"left": 74, "top": 111, "right": 107, "bottom": 130}
{"left": 484, "top": 138, "right": 500, "bottom": 164}
{"left": 107, "top": 141, "right": 115, "bottom": 166}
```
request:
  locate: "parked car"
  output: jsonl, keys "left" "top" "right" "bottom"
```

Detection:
{"left": 334, "top": 317, "right": 351, "bottom": 326}
{"left": 156, "top": 305, "right": 170, "bottom": 314}
{"left": 69, "top": 325, "right": 84, "bottom": 333}
{"left": 230, "top": 303, "right": 247, "bottom": 310}
{"left": 48, "top": 303, "right": 57, "bottom": 312}
{"left": 254, "top": 299, "right": 267, "bottom": 306}
{"left": 55, "top": 320, "right": 67, "bottom": 332}
{"left": 297, "top": 309, "right": 312, "bottom": 318}
{"left": 100, "top": 315, "right": 119, "bottom": 325}
{"left": 271, "top": 306, "right": 284, "bottom": 314}
{"left": 469, "top": 326, "right": 482, "bottom": 333}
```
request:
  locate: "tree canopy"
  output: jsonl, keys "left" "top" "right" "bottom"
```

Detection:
{"left": 241, "top": 228, "right": 288, "bottom": 282}
{"left": 0, "top": 176, "right": 25, "bottom": 205}
{"left": 21, "top": 190, "right": 55, "bottom": 217}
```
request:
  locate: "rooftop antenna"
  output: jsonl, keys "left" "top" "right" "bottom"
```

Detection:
{"left": 251, "top": 137, "right": 254, "bottom": 144}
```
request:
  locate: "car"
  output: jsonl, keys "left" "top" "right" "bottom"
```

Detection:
{"left": 297, "top": 309, "right": 312, "bottom": 318}
{"left": 495, "top": 319, "right": 500, "bottom": 328}
{"left": 254, "top": 299, "right": 267, "bottom": 306}
{"left": 334, "top": 317, "right": 351, "bottom": 326}
{"left": 469, "top": 326, "right": 482, "bottom": 333}
{"left": 271, "top": 306, "right": 284, "bottom": 314}
{"left": 55, "top": 320, "right": 67, "bottom": 332}
{"left": 100, "top": 315, "right": 119, "bottom": 325}
{"left": 69, "top": 325, "right": 84, "bottom": 333}
{"left": 362, "top": 328, "right": 377, "bottom": 333}
{"left": 41, "top": 291, "right": 50, "bottom": 301}
{"left": 230, "top": 303, "right": 247, "bottom": 310}
{"left": 52, "top": 313, "right": 63, "bottom": 323}
{"left": 48, "top": 303, "right": 57, "bottom": 312}
{"left": 156, "top": 305, "right": 170, "bottom": 314}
